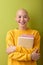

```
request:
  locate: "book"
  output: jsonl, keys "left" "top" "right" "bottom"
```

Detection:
{"left": 17, "top": 35, "right": 34, "bottom": 49}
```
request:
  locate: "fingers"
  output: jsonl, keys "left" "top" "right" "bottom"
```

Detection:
{"left": 31, "top": 52, "right": 40, "bottom": 61}
{"left": 6, "top": 46, "right": 16, "bottom": 54}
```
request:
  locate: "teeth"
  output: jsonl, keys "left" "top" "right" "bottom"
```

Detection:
{"left": 21, "top": 22, "right": 25, "bottom": 25}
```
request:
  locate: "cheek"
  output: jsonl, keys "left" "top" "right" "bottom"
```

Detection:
{"left": 25, "top": 19, "right": 28, "bottom": 22}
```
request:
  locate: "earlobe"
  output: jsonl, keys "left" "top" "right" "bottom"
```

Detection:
{"left": 28, "top": 16, "right": 30, "bottom": 20}
{"left": 28, "top": 17, "right": 30, "bottom": 22}
{"left": 28, "top": 17, "right": 30, "bottom": 21}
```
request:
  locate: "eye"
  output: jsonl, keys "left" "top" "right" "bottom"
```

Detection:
{"left": 24, "top": 15, "right": 27, "bottom": 18}
{"left": 18, "top": 16, "right": 21, "bottom": 18}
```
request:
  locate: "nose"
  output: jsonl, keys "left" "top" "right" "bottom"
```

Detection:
{"left": 21, "top": 17, "right": 24, "bottom": 22}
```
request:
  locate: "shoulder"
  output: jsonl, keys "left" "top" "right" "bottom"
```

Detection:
{"left": 32, "top": 29, "right": 40, "bottom": 38}
{"left": 6, "top": 29, "right": 16, "bottom": 35}
{"left": 30, "top": 28, "right": 40, "bottom": 36}
{"left": 33, "top": 29, "right": 40, "bottom": 33}
{"left": 30, "top": 28, "right": 40, "bottom": 34}
{"left": 33, "top": 29, "right": 40, "bottom": 35}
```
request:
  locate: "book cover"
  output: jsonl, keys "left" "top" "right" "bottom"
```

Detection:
{"left": 17, "top": 35, "right": 34, "bottom": 49}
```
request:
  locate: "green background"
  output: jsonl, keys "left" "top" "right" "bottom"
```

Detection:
{"left": 0, "top": 0, "right": 43, "bottom": 65}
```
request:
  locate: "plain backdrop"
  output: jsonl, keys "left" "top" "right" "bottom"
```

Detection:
{"left": 0, "top": 0, "right": 43, "bottom": 65}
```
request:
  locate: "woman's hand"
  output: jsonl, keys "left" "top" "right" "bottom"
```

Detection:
{"left": 6, "top": 46, "right": 16, "bottom": 54}
{"left": 31, "top": 49, "right": 40, "bottom": 61}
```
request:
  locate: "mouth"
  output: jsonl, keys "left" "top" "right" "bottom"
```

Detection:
{"left": 19, "top": 22, "right": 26, "bottom": 25}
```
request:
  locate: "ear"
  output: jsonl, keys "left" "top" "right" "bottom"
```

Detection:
{"left": 28, "top": 16, "right": 30, "bottom": 20}
{"left": 28, "top": 16, "right": 30, "bottom": 22}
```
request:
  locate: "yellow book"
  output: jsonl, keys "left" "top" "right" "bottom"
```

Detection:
{"left": 17, "top": 35, "right": 34, "bottom": 49}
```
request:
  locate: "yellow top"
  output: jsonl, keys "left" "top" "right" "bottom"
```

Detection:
{"left": 6, "top": 28, "right": 40, "bottom": 65}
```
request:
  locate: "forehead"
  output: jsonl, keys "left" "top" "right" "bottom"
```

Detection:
{"left": 16, "top": 9, "right": 28, "bottom": 16}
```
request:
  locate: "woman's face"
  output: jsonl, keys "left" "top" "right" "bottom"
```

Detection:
{"left": 16, "top": 10, "right": 29, "bottom": 28}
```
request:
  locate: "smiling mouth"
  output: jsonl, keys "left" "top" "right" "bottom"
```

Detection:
{"left": 20, "top": 22, "right": 26, "bottom": 25}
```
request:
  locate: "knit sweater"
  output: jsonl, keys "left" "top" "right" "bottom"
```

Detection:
{"left": 6, "top": 28, "right": 40, "bottom": 65}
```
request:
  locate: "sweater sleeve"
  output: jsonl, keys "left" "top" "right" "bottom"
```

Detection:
{"left": 6, "top": 30, "right": 40, "bottom": 61}
{"left": 31, "top": 31, "right": 40, "bottom": 53}
{"left": 6, "top": 30, "right": 31, "bottom": 61}
{"left": 26, "top": 30, "right": 40, "bottom": 53}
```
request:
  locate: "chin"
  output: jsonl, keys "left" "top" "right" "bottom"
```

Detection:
{"left": 20, "top": 25, "right": 26, "bottom": 27}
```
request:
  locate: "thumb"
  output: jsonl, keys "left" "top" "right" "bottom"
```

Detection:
{"left": 34, "top": 48, "right": 38, "bottom": 53}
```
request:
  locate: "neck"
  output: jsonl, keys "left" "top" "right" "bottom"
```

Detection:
{"left": 18, "top": 26, "right": 28, "bottom": 30}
